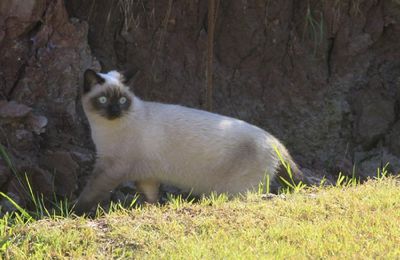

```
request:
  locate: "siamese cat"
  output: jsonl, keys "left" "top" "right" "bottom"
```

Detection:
{"left": 74, "top": 69, "right": 304, "bottom": 214}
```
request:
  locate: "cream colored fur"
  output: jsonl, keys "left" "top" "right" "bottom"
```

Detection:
{"left": 75, "top": 70, "right": 300, "bottom": 213}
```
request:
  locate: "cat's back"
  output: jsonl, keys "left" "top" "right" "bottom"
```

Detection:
{"left": 139, "top": 100, "right": 276, "bottom": 157}
{"left": 143, "top": 101, "right": 266, "bottom": 138}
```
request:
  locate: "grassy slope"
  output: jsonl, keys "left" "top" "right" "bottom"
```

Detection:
{"left": 1, "top": 178, "right": 400, "bottom": 259}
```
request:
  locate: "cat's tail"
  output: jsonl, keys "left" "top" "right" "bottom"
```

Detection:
{"left": 270, "top": 142, "right": 310, "bottom": 193}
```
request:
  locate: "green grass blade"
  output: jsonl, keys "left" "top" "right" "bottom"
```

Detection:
{"left": 0, "top": 192, "right": 32, "bottom": 222}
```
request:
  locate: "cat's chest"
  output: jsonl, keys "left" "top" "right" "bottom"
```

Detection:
{"left": 91, "top": 127, "right": 135, "bottom": 157}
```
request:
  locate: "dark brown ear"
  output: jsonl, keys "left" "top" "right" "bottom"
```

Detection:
{"left": 120, "top": 67, "right": 138, "bottom": 84}
{"left": 84, "top": 69, "right": 105, "bottom": 93}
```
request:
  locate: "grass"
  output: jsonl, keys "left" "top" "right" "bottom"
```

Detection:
{"left": 303, "top": 0, "right": 364, "bottom": 56}
{"left": 0, "top": 176, "right": 399, "bottom": 259}
{"left": 302, "top": 1, "right": 325, "bottom": 57}
{"left": 1, "top": 144, "right": 399, "bottom": 258}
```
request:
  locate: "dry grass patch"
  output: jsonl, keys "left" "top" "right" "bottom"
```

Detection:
{"left": 1, "top": 177, "right": 400, "bottom": 259}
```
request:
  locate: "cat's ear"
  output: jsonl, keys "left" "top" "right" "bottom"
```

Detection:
{"left": 120, "top": 67, "right": 138, "bottom": 84}
{"left": 84, "top": 69, "right": 105, "bottom": 93}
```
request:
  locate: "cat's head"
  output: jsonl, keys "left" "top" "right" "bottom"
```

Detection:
{"left": 82, "top": 69, "right": 135, "bottom": 120}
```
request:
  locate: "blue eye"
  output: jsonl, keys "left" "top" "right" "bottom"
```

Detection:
{"left": 119, "top": 97, "right": 127, "bottom": 104}
{"left": 98, "top": 96, "right": 107, "bottom": 104}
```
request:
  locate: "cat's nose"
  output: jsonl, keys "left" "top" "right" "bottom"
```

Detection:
{"left": 110, "top": 105, "right": 120, "bottom": 113}
{"left": 108, "top": 105, "right": 121, "bottom": 118}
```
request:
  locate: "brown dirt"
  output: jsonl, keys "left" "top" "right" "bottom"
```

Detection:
{"left": 1, "top": 0, "right": 400, "bottom": 209}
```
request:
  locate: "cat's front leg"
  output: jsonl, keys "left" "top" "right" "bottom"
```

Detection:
{"left": 74, "top": 163, "right": 126, "bottom": 215}
{"left": 135, "top": 179, "right": 161, "bottom": 204}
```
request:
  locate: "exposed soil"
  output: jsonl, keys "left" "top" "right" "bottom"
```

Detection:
{"left": 1, "top": 0, "right": 399, "bottom": 209}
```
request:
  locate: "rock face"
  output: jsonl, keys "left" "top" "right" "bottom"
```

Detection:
{"left": 0, "top": 0, "right": 97, "bottom": 210}
{"left": 1, "top": 0, "right": 400, "bottom": 209}
{"left": 66, "top": 0, "right": 400, "bottom": 175}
